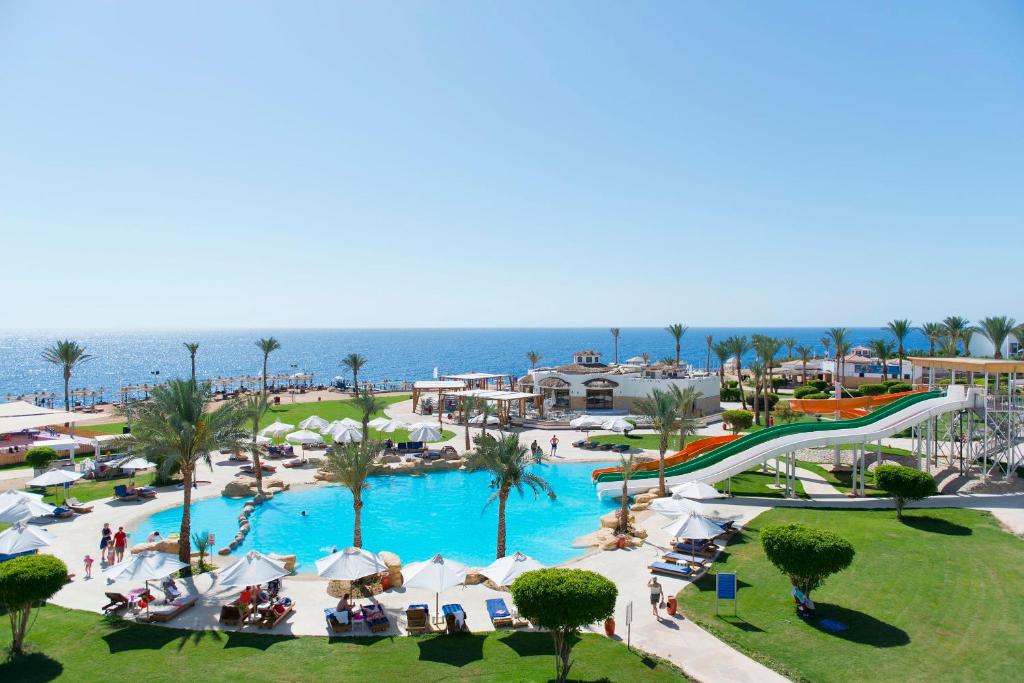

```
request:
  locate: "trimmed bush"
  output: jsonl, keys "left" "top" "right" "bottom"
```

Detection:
{"left": 859, "top": 383, "right": 887, "bottom": 396}
{"left": 510, "top": 569, "right": 617, "bottom": 683}
{"left": 772, "top": 401, "right": 802, "bottom": 424}
{"left": 801, "top": 392, "right": 831, "bottom": 400}
{"left": 874, "top": 465, "right": 937, "bottom": 519}
{"left": 760, "top": 523, "right": 855, "bottom": 599}
{"left": 0, "top": 554, "right": 69, "bottom": 654}
{"left": 881, "top": 379, "right": 903, "bottom": 388}
{"left": 25, "top": 447, "right": 57, "bottom": 470}
{"left": 793, "top": 386, "right": 820, "bottom": 399}
{"left": 770, "top": 377, "right": 787, "bottom": 389}
{"left": 843, "top": 388, "right": 863, "bottom": 398}
{"left": 887, "top": 382, "right": 913, "bottom": 394}
{"left": 808, "top": 379, "right": 829, "bottom": 391}
{"left": 747, "top": 393, "right": 780, "bottom": 411}
{"left": 722, "top": 410, "right": 753, "bottom": 433}
{"left": 720, "top": 386, "right": 741, "bottom": 402}
{"left": 726, "top": 380, "right": 739, "bottom": 388}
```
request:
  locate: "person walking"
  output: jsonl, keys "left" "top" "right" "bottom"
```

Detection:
{"left": 648, "top": 576, "right": 665, "bottom": 618}
{"left": 99, "top": 523, "right": 112, "bottom": 567}
{"left": 549, "top": 434, "right": 559, "bottom": 458}
{"left": 83, "top": 554, "right": 94, "bottom": 579}
{"left": 113, "top": 526, "right": 128, "bottom": 563}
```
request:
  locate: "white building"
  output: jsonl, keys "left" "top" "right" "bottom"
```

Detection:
{"left": 520, "top": 350, "right": 720, "bottom": 415}
{"left": 779, "top": 345, "right": 921, "bottom": 386}
{"left": 968, "top": 332, "right": 1022, "bottom": 358}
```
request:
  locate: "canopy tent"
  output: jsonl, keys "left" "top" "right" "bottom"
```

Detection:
{"left": 411, "top": 381, "right": 466, "bottom": 418}
{"left": 315, "top": 547, "right": 388, "bottom": 580}
{"left": 0, "top": 401, "right": 84, "bottom": 434}
{"left": 440, "top": 389, "right": 542, "bottom": 425}
{"left": 30, "top": 437, "right": 79, "bottom": 454}
{"left": 479, "top": 551, "right": 544, "bottom": 587}
{"left": 216, "top": 550, "right": 289, "bottom": 586}
{"left": 0, "top": 523, "right": 53, "bottom": 555}
{"left": 402, "top": 553, "right": 469, "bottom": 624}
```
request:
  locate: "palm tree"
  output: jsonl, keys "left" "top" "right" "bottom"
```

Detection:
{"left": 960, "top": 327, "right": 975, "bottom": 357}
{"left": 41, "top": 340, "right": 93, "bottom": 413}
{"left": 867, "top": 339, "right": 895, "bottom": 381}
{"left": 820, "top": 337, "right": 831, "bottom": 359}
{"left": 633, "top": 389, "right": 680, "bottom": 496}
{"left": 239, "top": 393, "right": 269, "bottom": 494}
{"left": 183, "top": 342, "right": 200, "bottom": 383}
{"left": 324, "top": 440, "right": 382, "bottom": 547}
{"left": 704, "top": 335, "right": 713, "bottom": 373}
{"left": 943, "top": 316, "right": 971, "bottom": 356}
{"left": 921, "top": 322, "right": 944, "bottom": 356}
{"left": 640, "top": 352, "right": 650, "bottom": 366}
{"left": 885, "top": 319, "right": 912, "bottom": 380}
{"left": 461, "top": 395, "right": 481, "bottom": 451}
{"left": 351, "top": 389, "right": 387, "bottom": 438}
{"left": 610, "top": 328, "right": 621, "bottom": 365}
{"left": 827, "top": 327, "right": 850, "bottom": 390}
{"left": 255, "top": 337, "right": 281, "bottom": 395}
{"left": 977, "top": 316, "right": 1017, "bottom": 359}
{"left": 795, "top": 345, "right": 813, "bottom": 384}
{"left": 782, "top": 337, "right": 797, "bottom": 360}
{"left": 120, "top": 380, "right": 246, "bottom": 563}
{"left": 753, "top": 336, "right": 781, "bottom": 424}
{"left": 616, "top": 453, "right": 639, "bottom": 536}
{"left": 712, "top": 341, "right": 730, "bottom": 384}
{"left": 476, "top": 399, "right": 496, "bottom": 441}
{"left": 669, "top": 385, "right": 702, "bottom": 450}
{"left": 726, "top": 335, "right": 751, "bottom": 409}
{"left": 665, "top": 324, "right": 688, "bottom": 366}
{"left": 342, "top": 353, "right": 367, "bottom": 394}
{"left": 526, "top": 351, "right": 542, "bottom": 369}
{"left": 748, "top": 361, "right": 765, "bottom": 426}
{"left": 466, "top": 433, "right": 555, "bottom": 558}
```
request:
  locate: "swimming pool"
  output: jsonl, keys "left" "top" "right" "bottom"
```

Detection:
{"left": 132, "top": 462, "right": 618, "bottom": 570}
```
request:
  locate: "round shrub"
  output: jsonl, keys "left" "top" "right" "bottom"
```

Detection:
{"left": 859, "top": 383, "right": 887, "bottom": 396}
{"left": 843, "top": 388, "right": 863, "bottom": 398}
{"left": 770, "top": 377, "right": 787, "bottom": 389}
{"left": 25, "top": 447, "right": 57, "bottom": 470}
{"left": 720, "top": 386, "right": 741, "bottom": 402}
{"left": 874, "top": 465, "right": 937, "bottom": 519}
{"left": 511, "top": 569, "right": 617, "bottom": 683}
{"left": 0, "top": 554, "right": 69, "bottom": 654}
{"left": 793, "top": 386, "right": 819, "bottom": 399}
{"left": 747, "top": 393, "right": 780, "bottom": 411}
{"left": 887, "top": 382, "right": 913, "bottom": 394}
{"left": 722, "top": 409, "right": 753, "bottom": 433}
{"left": 881, "top": 379, "right": 903, "bottom": 388}
{"left": 808, "top": 379, "right": 829, "bottom": 391}
{"left": 760, "top": 523, "right": 855, "bottom": 598}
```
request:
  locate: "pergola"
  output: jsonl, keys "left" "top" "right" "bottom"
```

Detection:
{"left": 439, "top": 373, "right": 511, "bottom": 390}
{"left": 411, "top": 380, "right": 466, "bottom": 414}
{"left": 440, "top": 388, "right": 542, "bottom": 426}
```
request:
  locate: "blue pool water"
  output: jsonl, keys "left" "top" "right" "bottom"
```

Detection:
{"left": 132, "top": 462, "right": 618, "bottom": 570}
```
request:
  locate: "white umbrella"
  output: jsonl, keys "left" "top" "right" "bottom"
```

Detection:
{"left": 260, "top": 420, "right": 294, "bottom": 438}
{"left": 315, "top": 546, "right": 387, "bottom": 580}
{"left": 0, "top": 523, "right": 53, "bottom": 554}
{"left": 367, "top": 417, "right": 391, "bottom": 430}
{"left": 402, "top": 553, "right": 469, "bottom": 624}
{"left": 0, "top": 499, "right": 55, "bottom": 523}
{"left": 569, "top": 415, "right": 604, "bottom": 429}
{"left": 650, "top": 495, "right": 706, "bottom": 517}
{"left": 120, "top": 458, "right": 156, "bottom": 471}
{"left": 468, "top": 414, "right": 500, "bottom": 426}
{"left": 27, "top": 469, "right": 83, "bottom": 487}
{"left": 601, "top": 417, "right": 634, "bottom": 432}
{"left": 337, "top": 418, "right": 362, "bottom": 429}
{"left": 670, "top": 481, "right": 726, "bottom": 500}
{"left": 374, "top": 418, "right": 409, "bottom": 433}
{"left": 408, "top": 425, "right": 441, "bottom": 442}
{"left": 663, "top": 512, "right": 725, "bottom": 540}
{"left": 216, "top": 550, "right": 289, "bottom": 587}
{"left": 105, "top": 551, "right": 188, "bottom": 617}
{"left": 330, "top": 425, "right": 364, "bottom": 443}
{"left": 286, "top": 429, "right": 322, "bottom": 445}
{"left": 0, "top": 489, "right": 44, "bottom": 506}
{"left": 253, "top": 435, "right": 272, "bottom": 445}
{"left": 299, "top": 415, "right": 330, "bottom": 431}
{"left": 479, "top": 551, "right": 544, "bottom": 587}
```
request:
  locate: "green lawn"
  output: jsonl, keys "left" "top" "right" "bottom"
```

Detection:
{"left": 37, "top": 472, "right": 158, "bottom": 505}
{"left": 0, "top": 606, "right": 685, "bottom": 682}
{"left": 677, "top": 507, "right": 1024, "bottom": 683}
{"left": 720, "top": 468, "right": 807, "bottom": 499}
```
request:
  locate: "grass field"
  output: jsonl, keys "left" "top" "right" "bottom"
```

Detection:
{"left": 0, "top": 606, "right": 685, "bottom": 682}
{"left": 38, "top": 472, "right": 158, "bottom": 505}
{"left": 677, "top": 507, "right": 1024, "bottom": 683}
{"left": 719, "top": 468, "right": 807, "bottom": 499}
{"left": 796, "top": 460, "right": 887, "bottom": 497}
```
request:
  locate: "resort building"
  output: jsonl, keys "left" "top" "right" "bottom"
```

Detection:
{"left": 969, "top": 332, "right": 1023, "bottom": 358}
{"left": 779, "top": 345, "right": 918, "bottom": 386}
{"left": 520, "top": 350, "right": 720, "bottom": 415}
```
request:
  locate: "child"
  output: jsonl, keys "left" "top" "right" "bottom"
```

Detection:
{"left": 84, "top": 554, "right": 94, "bottom": 579}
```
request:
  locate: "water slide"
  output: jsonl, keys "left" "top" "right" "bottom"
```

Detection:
{"left": 789, "top": 388, "right": 927, "bottom": 419}
{"left": 590, "top": 434, "right": 741, "bottom": 481}
{"left": 595, "top": 386, "right": 977, "bottom": 499}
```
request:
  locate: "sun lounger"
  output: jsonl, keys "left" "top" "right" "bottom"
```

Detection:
{"left": 219, "top": 601, "right": 244, "bottom": 625}
{"left": 281, "top": 458, "right": 305, "bottom": 468}
{"left": 65, "top": 497, "right": 94, "bottom": 513}
{"left": 362, "top": 604, "right": 389, "bottom": 633}
{"left": 405, "top": 604, "right": 430, "bottom": 634}
{"left": 135, "top": 487, "right": 157, "bottom": 499}
{"left": 649, "top": 562, "right": 694, "bottom": 578}
{"left": 258, "top": 600, "right": 295, "bottom": 629}
{"left": 611, "top": 444, "right": 630, "bottom": 453}
{"left": 325, "top": 608, "right": 352, "bottom": 634}
{"left": 112, "top": 485, "right": 138, "bottom": 501}
{"left": 485, "top": 598, "right": 513, "bottom": 628}
{"left": 597, "top": 442, "right": 614, "bottom": 451}
{"left": 572, "top": 439, "right": 587, "bottom": 448}
{"left": 662, "top": 552, "right": 708, "bottom": 567}
{"left": 672, "top": 541, "right": 716, "bottom": 556}
{"left": 51, "top": 506, "right": 74, "bottom": 519}
{"left": 141, "top": 595, "right": 197, "bottom": 623}
{"left": 102, "top": 592, "right": 129, "bottom": 613}
{"left": 441, "top": 603, "right": 467, "bottom": 634}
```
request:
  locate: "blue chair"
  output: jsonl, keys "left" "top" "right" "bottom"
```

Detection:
{"left": 649, "top": 562, "right": 693, "bottom": 578}
{"left": 485, "top": 598, "right": 513, "bottom": 628}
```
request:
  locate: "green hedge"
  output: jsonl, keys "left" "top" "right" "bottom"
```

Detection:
{"left": 887, "top": 382, "right": 913, "bottom": 393}
{"left": 793, "top": 386, "right": 823, "bottom": 399}
{"left": 807, "top": 379, "right": 829, "bottom": 391}
{"left": 720, "top": 386, "right": 741, "bottom": 402}
{"left": 859, "top": 383, "right": 887, "bottom": 396}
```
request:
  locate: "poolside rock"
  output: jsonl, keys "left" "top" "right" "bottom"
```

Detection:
{"left": 314, "top": 470, "right": 337, "bottom": 482}
{"left": 601, "top": 511, "right": 632, "bottom": 529}
{"left": 131, "top": 539, "right": 180, "bottom": 555}
{"left": 222, "top": 481, "right": 255, "bottom": 498}
{"left": 634, "top": 492, "right": 659, "bottom": 505}
{"left": 379, "top": 551, "right": 403, "bottom": 589}
{"left": 381, "top": 454, "right": 401, "bottom": 464}
{"left": 269, "top": 553, "right": 296, "bottom": 572}
{"left": 630, "top": 502, "right": 650, "bottom": 512}
{"left": 218, "top": 547, "right": 232, "bottom": 555}
{"left": 266, "top": 479, "right": 289, "bottom": 491}
{"left": 464, "top": 571, "right": 486, "bottom": 585}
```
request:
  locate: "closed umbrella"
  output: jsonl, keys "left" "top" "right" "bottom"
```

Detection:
{"left": 479, "top": 551, "right": 544, "bottom": 587}
{"left": 408, "top": 425, "right": 441, "bottom": 442}
{"left": 315, "top": 547, "right": 387, "bottom": 580}
{"left": 260, "top": 421, "right": 294, "bottom": 438}
{"left": 669, "top": 481, "right": 725, "bottom": 500}
{"left": 0, "top": 497, "right": 57, "bottom": 523}
{"left": 374, "top": 418, "right": 409, "bottom": 433}
{"left": 105, "top": 551, "right": 188, "bottom": 618}
{"left": 299, "top": 415, "right": 330, "bottom": 431}
{"left": 0, "top": 523, "right": 53, "bottom": 554}
{"left": 330, "top": 425, "right": 363, "bottom": 444}
{"left": 402, "top": 553, "right": 469, "bottom": 624}
{"left": 286, "top": 430, "right": 322, "bottom": 445}
{"left": 216, "top": 550, "right": 289, "bottom": 587}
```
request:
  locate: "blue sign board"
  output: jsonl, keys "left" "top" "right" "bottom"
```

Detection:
{"left": 716, "top": 573, "right": 737, "bottom": 614}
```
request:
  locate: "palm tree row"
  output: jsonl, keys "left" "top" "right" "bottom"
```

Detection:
{"left": 634, "top": 384, "right": 703, "bottom": 495}
{"left": 888, "top": 316, "right": 1023, "bottom": 360}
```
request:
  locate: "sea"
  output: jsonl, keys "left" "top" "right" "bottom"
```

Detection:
{"left": 0, "top": 327, "right": 929, "bottom": 400}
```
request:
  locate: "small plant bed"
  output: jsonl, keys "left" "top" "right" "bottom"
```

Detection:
{"left": 676, "top": 507, "right": 1024, "bottom": 683}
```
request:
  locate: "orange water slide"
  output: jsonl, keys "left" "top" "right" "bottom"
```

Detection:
{"left": 590, "top": 434, "right": 741, "bottom": 481}
{"left": 789, "top": 388, "right": 926, "bottom": 417}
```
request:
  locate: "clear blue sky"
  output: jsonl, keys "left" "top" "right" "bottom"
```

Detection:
{"left": 2, "top": 1, "right": 1021, "bottom": 328}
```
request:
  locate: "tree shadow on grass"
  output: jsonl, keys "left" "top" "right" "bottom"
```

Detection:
{"left": 417, "top": 633, "right": 486, "bottom": 667}
{"left": 900, "top": 515, "right": 972, "bottom": 536}
{"left": 812, "top": 604, "right": 910, "bottom": 647}
{"left": 102, "top": 621, "right": 187, "bottom": 653}
{"left": 498, "top": 630, "right": 557, "bottom": 657}
{"left": 222, "top": 630, "right": 294, "bottom": 650}
{"left": 716, "top": 615, "right": 764, "bottom": 633}
{"left": 327, "top": 634, "right": 393, "bottom": 647}
{"left": 0, "top": 652, "right": 63, "bottom": 683}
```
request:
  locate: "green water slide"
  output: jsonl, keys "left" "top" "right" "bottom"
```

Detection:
{"left": 594, "top": 390, "right": 941, "bottom": 486}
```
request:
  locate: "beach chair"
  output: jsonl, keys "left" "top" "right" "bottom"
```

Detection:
{"left": 65, "top": 497, "right": 94, "bottom": 513}
{"left": 362, "top": 605, "right": 389, "bottom": 633}
{"left": 649, "top": 562, "right": 694, "bottom": 578}
{"left": 485, "top": 598, "right": 513, "bottom": 628}
{"left": 597, "top": 443, "right": 614, "bottom": 451}
{"left": 258, "top": 600, "right": 295, "bottom": 629}
{"left": 405, "top": 604, "right": 430, "bottom": 634}
{"left": 141, "top": 595, "right": 197, "bottom": 623}
{"left": 441, "top": 603, "right": 468, "bottom": 634}
{"left": 112, "top": 485, "right": 138, "bottom": 501}
{"left": 572, "top": 439, "right": 587, "bottom": 448}
{"left": 102, "top": 592, "right": 130, "bottom": 613}
{"left": 662, "top": 552, "right": 708, "bottom": 569}
{"left": 219, "top": 601, "right": 244, "bottom": 625}
{"left": 672, "top": 541, "right": 716, "bottom": 556}
{"left": 611, "top": 444, "right": 630, "bottom": 453}
{"left": 281, "top": 458, "right": 305, "bottom": 468}
{"left": 324, "top": 608, "right": 352, "bottom": 634}
{"left": 135, "top": 487, "right": 157, "bottom": 499}
{"left": 51, "top": 506, "right": 74, "bottom": 519}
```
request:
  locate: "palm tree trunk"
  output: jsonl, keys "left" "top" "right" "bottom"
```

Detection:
{"left": 753, "top": 380, "right": 761, "bottom": 426}
{"left": 253, "top": 433, "right": 264, "bottom": 495}
{"left": 63, "top": 371, "right": 71, "bottom": 413}
{"left": 464, "top": 419, "right": 471, "bottom": 451}
{"left": 658, "top": 437, "right": 667, "bottom": 496}
{"left": 262, "top": 355, "right": 269, "bottom": 396}
{"left": 179, "top": 464, "right": 193, "bottom": 565}
{"left": 736, "top": 361, "right": 746, "bottom": 409}
{"left": 676, "top": 342, "right": 681, "bottom": 366}
{"left": 353, "top": 369, "right": 359, "bottom": 394}
{"left": 362, "top": 418, "right": 369, "bottom": 439}
{"left": 496, "top": 489, "right": 509, "bottom": 558}
{"left": 191, "top": 356, "right": 196, "bottom": 383}
{"left": 353, "top": 494, "right": 363, "bottom": 547}
{"left": 618, "top": 475, "right": 631, "bottom": 534}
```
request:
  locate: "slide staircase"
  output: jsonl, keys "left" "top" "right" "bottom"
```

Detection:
{"left": 595, "top": 386, "right": 977, "bottom": 498}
